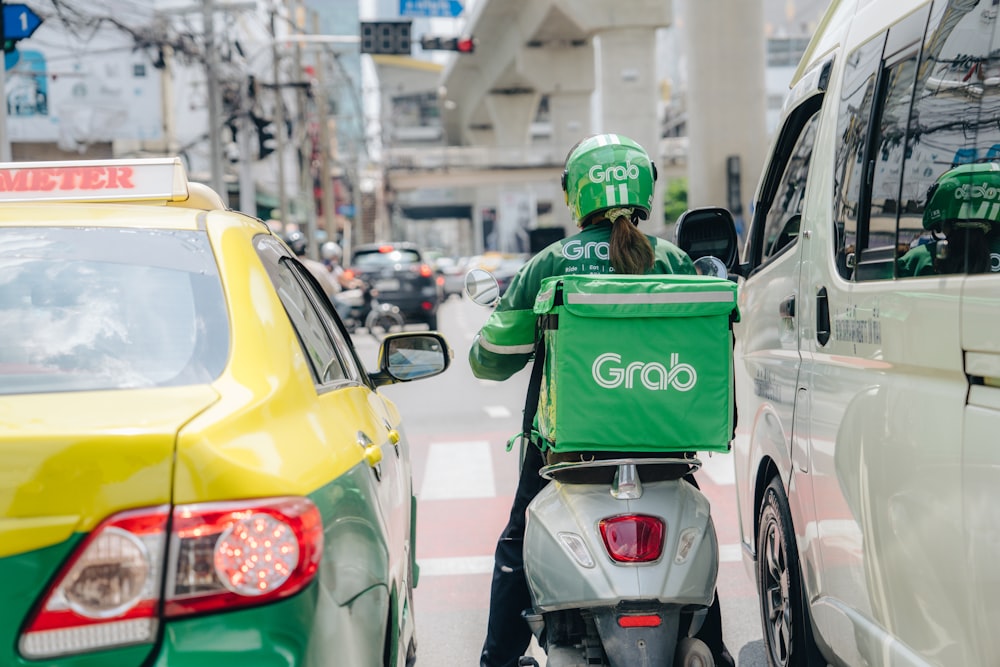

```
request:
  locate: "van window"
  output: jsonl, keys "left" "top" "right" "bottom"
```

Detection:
{"left": 867, "top": 54, "right": 919, "bottom": 278}
{"left": 833, "top": 36, "right": 885, "bottom": 280}
{"left": 895, "top": 0, "right": 1000, "bottom": 277}
{"left": 745, "top": 93, "right": 823, "bottom": 271}
{"left": 761, "top": 112, "right": 820, "bottom": 261}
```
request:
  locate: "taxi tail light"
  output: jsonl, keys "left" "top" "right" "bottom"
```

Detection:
{"left": 163, "top": 497, "right": 323, "bottom": 618}
{"left": 19, "top": 498, "right": 322, "bottom": 660}
{"left": 599, "top": 514, "right": 665, "bottom": 563}
{"left": 19, "top": 506, "right": 170, "bottom": 659}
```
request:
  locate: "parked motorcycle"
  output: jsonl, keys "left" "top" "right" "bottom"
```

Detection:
{"left": 464, "top": 267, "right": 735, "bottom": 667}
{"left": 336, "top": 281, "right": 405, "bottom": 340}
{"left": 364, "top": 286, "right": 405, "bottom": 341}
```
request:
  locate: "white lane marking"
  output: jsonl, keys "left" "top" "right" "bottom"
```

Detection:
{"left": 419, "top": 441, "right": 496, "bottom": 500}
{"left": 419, "top": 555, "right": 495, "bottom": 576}
{"left": 484, "top": 405, "right": 511, "bottom": 418}
{"left": 719, "top": 543, "right": 742, "bottom": 563}
{"left": 698, "top": 452, "right": 735, "bottom": 486}
{"left": 417, "top": 544, "right": 743, "bottom": 577}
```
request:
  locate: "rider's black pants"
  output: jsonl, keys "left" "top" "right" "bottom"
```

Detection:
{"left": 479, "top": 445, "right": 731, "bottom": 667}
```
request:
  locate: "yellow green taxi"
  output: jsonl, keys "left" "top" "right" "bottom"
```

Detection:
{"left": 0, "top": 158, "right": 452, "bottom": 666}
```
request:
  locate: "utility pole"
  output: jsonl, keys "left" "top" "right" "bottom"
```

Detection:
{"left": 201, "top": 0, "right": 226, "bottom": 197}
{"left": 270, "top": 4, "right": 289, "bottom": 227}
{"left": 294, "top": 1, "right": 317, "bottom": 258}
{"left": 314, "top": 40, "right": 335, "bottom": 247}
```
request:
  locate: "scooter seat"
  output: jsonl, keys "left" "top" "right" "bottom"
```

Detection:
{"left": 544, "top": 450, "right": 696, "bottom": 484}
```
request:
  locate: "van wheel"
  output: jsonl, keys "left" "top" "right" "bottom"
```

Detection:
{"left": 757, "top": 477, "right": 822, "bottom": 667}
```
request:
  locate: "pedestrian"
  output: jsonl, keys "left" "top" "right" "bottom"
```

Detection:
{"left": 286, "top": 231, "right": 339, "bottom": 300}
{"left": 470, "top": 133, "right": 735, "bottom": 667}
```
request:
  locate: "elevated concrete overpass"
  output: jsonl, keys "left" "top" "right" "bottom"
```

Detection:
{"left": 375, "top": 0, "right": 767, "bottom": 255}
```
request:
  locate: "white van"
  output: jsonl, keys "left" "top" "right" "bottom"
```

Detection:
{"left": 675, "top": 0, "right": 1000, "bottom": 665}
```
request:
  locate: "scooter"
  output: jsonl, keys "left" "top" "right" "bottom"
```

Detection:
{"left": 519, "top": 452, "right": 719, "bottom": 667}
{"left": 465, "top": 267, "right": 727, "bottom": 667}
{"left": 337, "top": 281, "right": 405, "bottom": 340}
{"left": 364, "top": 287, "right": 405, "bottom": 341}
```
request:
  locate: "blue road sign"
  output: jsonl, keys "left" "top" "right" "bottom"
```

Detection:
{"left": 4, "top": 4, "right": 44, "bottom": 41}
{"left": 399, "top": 0, "right": 463, "bottom": 18}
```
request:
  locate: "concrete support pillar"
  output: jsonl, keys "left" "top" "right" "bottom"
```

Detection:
{"left": 484, "top": 91, "right": 540, "bottom": 147}
{"left": 465, "top": 125, "right": 495, "bottom": 148}
{"left": 516, "top": 43, "right": 595, "bottom": 159}
{"left": 546, "top": 92, "right": 592, "bottom": 164}
{"left": 594, "top": 27, "right": 663, "bottom": 233}
{"left": 682, "top": 0, "right": 767, "bottom": 221}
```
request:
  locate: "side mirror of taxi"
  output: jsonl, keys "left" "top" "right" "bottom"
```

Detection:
{"left": 370, "top": 332, "right": 453, "bottom": 387}
{"left": 674, "top": 206, "right": 745, "bottom": 278}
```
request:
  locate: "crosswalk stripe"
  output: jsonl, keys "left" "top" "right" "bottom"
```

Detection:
{"left": 484, "top": 405, "right": 511, "bottom": 418}
{"left": 698, "top": 452, "right": 735, "bottom": 485}
{"left": 419, "top": 441, "right": 496, "bottom": 500}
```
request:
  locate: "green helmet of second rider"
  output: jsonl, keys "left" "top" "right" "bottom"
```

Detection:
{"left": 562, "top": 133, "right": 657, "bottom": 225}
{"left": 923, "top": 162, "right": 1000, "bottom": 234}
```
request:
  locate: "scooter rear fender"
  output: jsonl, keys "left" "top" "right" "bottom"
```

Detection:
{"left": 524, "top": 477, "right": 718, "bottom": 612}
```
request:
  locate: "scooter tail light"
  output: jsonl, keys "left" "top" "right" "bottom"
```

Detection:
{"left": 19, "top": 497, "right": 323, "bottom": 660}
{"left": 599, "top": 514, "right": 665, "bottom": 563}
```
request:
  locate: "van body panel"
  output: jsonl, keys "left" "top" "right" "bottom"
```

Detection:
{"left": 734, "top": 0, "right": 1000, "bottom": 664}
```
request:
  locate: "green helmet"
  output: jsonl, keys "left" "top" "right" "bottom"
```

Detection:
{"left": 923, "top": 162, "right": 1000, "bottom": 232}
{"left": 561, "top": 133, "right": 657, "bottom": 223}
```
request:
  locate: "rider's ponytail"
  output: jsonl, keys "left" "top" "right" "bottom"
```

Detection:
{"left": 606, "top": 208, "right": 654, "bottom": 274}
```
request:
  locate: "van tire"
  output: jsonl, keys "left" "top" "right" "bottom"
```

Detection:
{"left": 756, "top": 477, "right": 823, "bottom": 667}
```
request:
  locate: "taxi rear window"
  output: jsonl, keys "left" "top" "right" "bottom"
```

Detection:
{"left": 0, "top": 227, "right": 229, "bottom": 395}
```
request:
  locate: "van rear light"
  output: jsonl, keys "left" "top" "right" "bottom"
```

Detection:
{"left": 20, "top": 497, "right": 322, "bottom": 659}
{"left": 599, "top": 514, "right": 665, "bottom": 563}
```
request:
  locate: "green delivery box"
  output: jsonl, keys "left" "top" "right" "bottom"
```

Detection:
{"left": 533, "top": 274, "right": 739, "bottom": 454}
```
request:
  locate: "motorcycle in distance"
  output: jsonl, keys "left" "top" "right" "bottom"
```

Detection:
{"left": 337, "top": 281, "right": 405, "bottom": 341}
{"left": 464, "top": 250, "right": 734, "bottom": 667}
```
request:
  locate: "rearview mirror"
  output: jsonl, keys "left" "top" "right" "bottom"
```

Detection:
{"left": 675, "top": 206, "right": 741, "bottom": 274}
{"left": 464, "top": 268, "right": 500, "bottom": 307}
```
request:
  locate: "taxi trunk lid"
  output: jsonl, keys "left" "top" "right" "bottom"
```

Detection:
{"left": 0, "top": 386, "right": 217, "bottom": 664}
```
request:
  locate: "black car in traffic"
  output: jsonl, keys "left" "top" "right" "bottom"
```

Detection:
{"left": 347, "top": 242, "right": 441, "bottom": 329}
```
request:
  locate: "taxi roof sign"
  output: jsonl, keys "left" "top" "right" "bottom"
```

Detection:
{"left": 0, "top": 157, "right": 191, "bottom": 204}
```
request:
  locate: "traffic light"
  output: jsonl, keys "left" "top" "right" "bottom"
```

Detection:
{"left": 419, "top": 35, "right": 475, "bottom": 53}
{"left": 251, "top": 113, "right": 277, "bottom": 160}
{"left": 360, "top": 21, "right": 412, "bottom": 55}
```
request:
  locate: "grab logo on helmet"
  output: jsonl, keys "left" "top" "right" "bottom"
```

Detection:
{"left": 591, "top": 352, "right": 697, "bottom": 391}
{"left": 589, "top": 159, "right": 640, "bottom": 208}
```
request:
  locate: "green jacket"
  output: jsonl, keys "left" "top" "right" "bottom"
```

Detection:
{"left": 469, "top": 222, "right": 696, "bottom": 381}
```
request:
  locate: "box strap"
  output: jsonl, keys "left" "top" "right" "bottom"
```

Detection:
{"left": 521, "top": 335, "right": 546, "bottom": 450}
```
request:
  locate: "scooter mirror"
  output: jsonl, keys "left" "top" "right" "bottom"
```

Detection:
{"left": 465, "top": 268, "right": 500, "bottom": 307}
{"left": 693, "top": 256, "right": 729, "bottom": 279}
